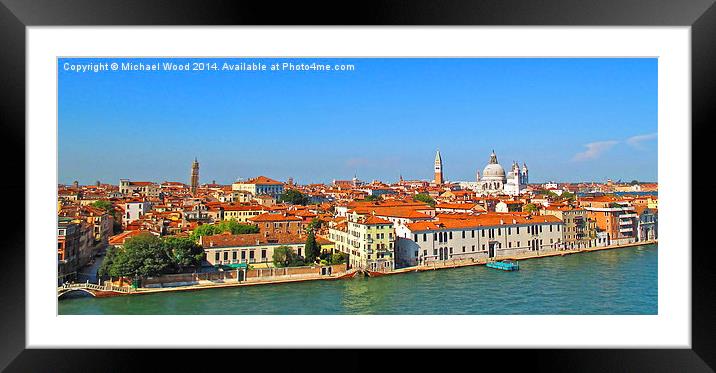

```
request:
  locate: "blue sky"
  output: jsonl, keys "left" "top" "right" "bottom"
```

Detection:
{"left": 58, "top": 58, "right": 657, "bottom": 185}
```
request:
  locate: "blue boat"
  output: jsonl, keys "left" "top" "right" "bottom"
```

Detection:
{"left": 486, "top": 260, "right": 520, "bottom": 271}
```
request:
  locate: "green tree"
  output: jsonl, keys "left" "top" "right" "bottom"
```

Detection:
{"left": 279, "top": 189, "right": 310, "bottom": 205}
{"left": 91, "top": 200, "right": 112, "bottom": 211}
{"left": 124, "top": 233, "right": 173, "bottom": 277}
{"left": 164, "top": 236, "right": 204, "bottom": 271}
{"left": 413, "top": 193, "right": 436, "bottom": 207}
{"left": 98, "top": 245, "right": 117, "bottom": 277}
{"left": 304, "top": 231, "right": 320, "bottom": 264}
{"left": 363, "top": 195, "right": 380, "bottom": 201}
{"left": 630, "top": 180, "right": 640, "bottom": 185}
{"left": 307, "top": 218, "right": 324, "bottom": 232}
{"left": 100, "top": 233, "right": 173, "bottom": 278}
{"left": 523, "top": 203, "right": 539, "bottom": 213}
{"left": 272, "top": 245, "right": 299, "bottom": 268}
{"left": 560, "top": 191, "right": 576, "bottom": 201}
{"left": 190, "top": 219, "right": 259, "bottom": 240}
{"left": 330, "top": 251, "right": 346, "bottom": 265}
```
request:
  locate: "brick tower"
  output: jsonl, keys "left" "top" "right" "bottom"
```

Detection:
{"left": 190, "top": 158, "right": 199, "bottom": 194}
{"left": 434, "top": 149, "right": 444, "bottom": 185}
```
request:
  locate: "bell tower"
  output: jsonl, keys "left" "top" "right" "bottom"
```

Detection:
{"left": 190, "top": 158, "right": 199, "bottom": 194}
{"left": 434, "top": 149, "right": 444, "bottom": 185}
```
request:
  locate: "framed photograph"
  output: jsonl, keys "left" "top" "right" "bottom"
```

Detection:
{"left": 2, "top": 0, "right": 713, "bottom": 371}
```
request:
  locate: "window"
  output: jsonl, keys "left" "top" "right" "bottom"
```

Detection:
{"left": 261, "top": 249, "right": 266, "bottom": 259}
{"left": 517, "top": 227, "right": 520, "bottom": 234}
{"left": 449, "top": 232, "right": 453, "bottom": 239}
{"left": 471, "top": 230, "right": 475, "bottom": 238}
{"left": 423, "top": 233, "right": 427, "bottom": 242}
{"left": 241, "top": 251, "right": 246, "bottom": 260}
{"left": 462, "top": 246, "right": 466, "bottom": 253}
{"left": 232, "top": 251, "right": 237, "bottom": 260}
{"left": 472, "top": 245, "right": 475, "bottom": 251}
{"left": 223, "top": 251, "right": 228, "bottom": 261}
{"left": 462, "top": 231, "right": 465, "bottom": 239}
{"left": 414, "top": 234, "right": 418, "bottom": 241}
{"left": 215, "top": 252, "right": 220, "bottom": 261}
{"left": 482, "top": 230, "right": 485, "bottom": 237}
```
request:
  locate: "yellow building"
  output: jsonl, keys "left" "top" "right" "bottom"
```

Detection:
{"left": 328, "top": 211, "right": 395, "bottom": 272}
{"left": 222, "top": 205, "right": 267, "bottom": 222}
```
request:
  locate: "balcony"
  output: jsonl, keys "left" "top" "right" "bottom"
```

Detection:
{"left": 619, "top": 227, "right": 634, "bottom": 233}
{"left": 619, "top": 213, "right": 638, "bottom": 219}
{"left": 619, "top": 220, "right": 633, "bottom": 226}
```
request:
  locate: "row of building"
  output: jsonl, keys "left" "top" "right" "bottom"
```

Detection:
{"left": 59, "top": 155, "right": 658, "bottom": 278}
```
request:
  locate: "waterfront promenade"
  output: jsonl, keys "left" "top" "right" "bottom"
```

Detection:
{"left": 415, "top": 239, "right": 658, "bottom": 272}
{"left": 58, "top": 240, "right": 657, "bottom": 299}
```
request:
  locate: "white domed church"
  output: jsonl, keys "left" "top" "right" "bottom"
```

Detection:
{"left": 476, "top": 150, "right": 528, "bottom": 196}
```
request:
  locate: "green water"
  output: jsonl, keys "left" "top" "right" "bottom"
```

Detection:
{"left": 59, "top": 244, "right": 657, "bottom": 315}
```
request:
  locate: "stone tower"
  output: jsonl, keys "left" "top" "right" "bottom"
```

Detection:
{"left": 434, "top": 149, "right": 444, "bottom": 185}
{"left": 190, "top": 158, "right": 199, "bottom": 194}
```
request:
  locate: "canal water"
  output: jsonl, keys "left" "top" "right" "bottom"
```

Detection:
{"left": 58, "top": 244, "right": 657, "bottom": 315}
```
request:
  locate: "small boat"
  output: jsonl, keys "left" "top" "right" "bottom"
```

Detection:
{"left": 486, "top": 260, "right": 520, "bottom": 271}
{"left": 326, "top": 268, "right": 359, "bottom": 280}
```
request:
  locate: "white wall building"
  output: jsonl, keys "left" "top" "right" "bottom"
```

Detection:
{"left": 123, "top": 200, "right": 152, "bottom": 226}
{"left": 395, "top": 213, "right": 564, "bottom": 267}
{"left": 232, "top": 176, "right": 285, "bottom": 198}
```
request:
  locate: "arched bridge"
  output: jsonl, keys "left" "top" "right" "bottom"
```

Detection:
{"left": 57, "top": 282, "right": 133, "bottom": 299}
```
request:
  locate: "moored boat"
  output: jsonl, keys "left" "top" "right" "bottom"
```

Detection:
{"left": 486, "top": 260, "right": 520, "bottom": 271}
{"left": 328, "top": 268, "right": 359, "bottom": 280}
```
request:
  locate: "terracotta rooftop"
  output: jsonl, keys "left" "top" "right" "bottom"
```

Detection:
{"left": 248, "top": 212, "right": 303, "bottom": 222}
{"left": 406, "top": 213, "right": 562, "bottom": 232}
{"left": 201, "top": 232, "right": 306, "bottom": 249}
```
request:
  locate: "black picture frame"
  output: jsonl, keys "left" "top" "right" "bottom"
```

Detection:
{"left": 1, "top": 0, "right": 712, "bottom": 371}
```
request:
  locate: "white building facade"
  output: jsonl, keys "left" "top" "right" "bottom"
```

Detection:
{"left": 123, "top": 200, "right": 152, "bottom": 226}
{"left": 395, "top": 214, "right": 564, "bottom": 267}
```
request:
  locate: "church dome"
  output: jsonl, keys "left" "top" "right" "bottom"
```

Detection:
{"left": 482, "top": 150, "right": 506, "bottom": 179}
{"left": 483, "top": 163, "right": 506, "bottom": 178}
